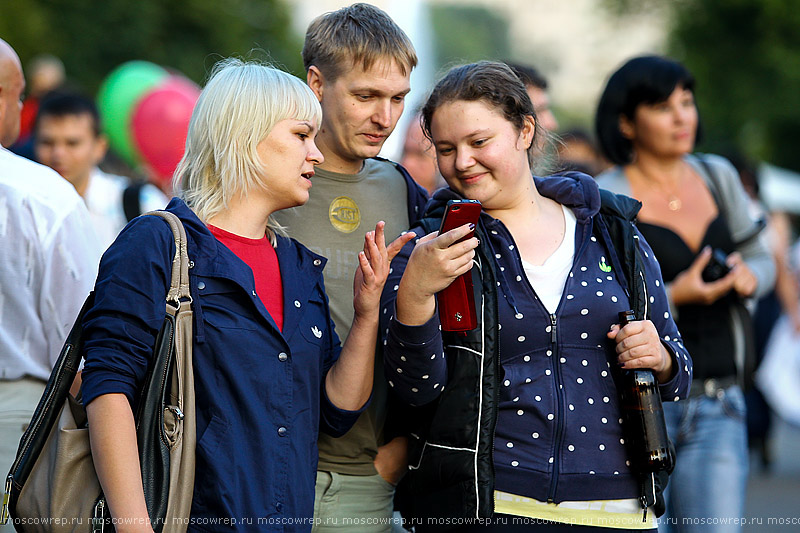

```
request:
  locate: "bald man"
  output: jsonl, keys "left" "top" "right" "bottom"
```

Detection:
{"left": 0, "top": 40, "right": 100, "bottom": 528}
{"left": 0, "top": 41, "right": 25, "bottom": 148}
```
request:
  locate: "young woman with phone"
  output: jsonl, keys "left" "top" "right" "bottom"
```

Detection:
{"left": 379, "top": 61, "right": 692, "bottom": 531}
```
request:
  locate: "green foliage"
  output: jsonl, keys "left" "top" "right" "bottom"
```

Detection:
{"left": 0, "top": 0, "right": 302, "bottom": 93}
{"left": 668, "top": 0, "right": 800, "bottom": 170}
{"left": 430, "top": 5, "right": 510, "bottom": 73}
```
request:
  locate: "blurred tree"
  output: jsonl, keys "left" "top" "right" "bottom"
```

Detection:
{"left": 0, "top": 0, "right": 302, "bottom": 93}
{"left": 430, "top": 5, "right": 510, "bottom": 73}
{"left": 602, "top": 0, "right": 800, "bottom": 171}
{"left": 668, "top": 0, "right": 800, "bottom": 171}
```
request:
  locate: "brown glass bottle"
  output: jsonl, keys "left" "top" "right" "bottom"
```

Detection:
{"left": 617, "top": 310, "right": 674, "bottom": 473}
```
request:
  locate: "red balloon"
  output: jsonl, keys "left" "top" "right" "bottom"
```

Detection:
{"left": 131, "top": 76, "right": 200, "bottom": 184}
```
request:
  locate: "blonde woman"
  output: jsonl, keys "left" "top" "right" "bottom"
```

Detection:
{"left": 81, "top": 59, "right": 412, "bottom": 532}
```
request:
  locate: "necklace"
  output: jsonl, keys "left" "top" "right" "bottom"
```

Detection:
{"left": 631, "top": 163, "right": 687, "bottom": 211}
{"left": 667, "top": 195, "right": 682, "bottom": 211}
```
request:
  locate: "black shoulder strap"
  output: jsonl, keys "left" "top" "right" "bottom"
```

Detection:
{"left": 596, "top": 189, "right": 650, "bottom": 321}
{"left": 698, "top": 156, "right": 767, "bottom": 247}
{"left": 123, "top": 182, "right": 145, "bottom": 222}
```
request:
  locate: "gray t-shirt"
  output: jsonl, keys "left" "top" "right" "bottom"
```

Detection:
{"left": 273, "top": 158, "right": 410, "bottom": 474}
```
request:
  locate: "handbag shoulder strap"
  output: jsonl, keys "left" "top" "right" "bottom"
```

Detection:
{"left": 144, "top": 211, "right": 191, "bottom": 305}
{"left": 697, "top": 155, "right": 727, "bottom": 219}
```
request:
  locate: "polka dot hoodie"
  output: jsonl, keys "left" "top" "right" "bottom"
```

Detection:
{"left": 381, "top": 173, "right": 692, "bottom": 506}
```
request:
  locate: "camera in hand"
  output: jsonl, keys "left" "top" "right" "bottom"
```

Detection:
{"left": 701, "top": 249, "right": 731, "bottom": 282}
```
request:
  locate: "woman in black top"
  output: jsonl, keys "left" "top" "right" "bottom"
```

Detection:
{"left": 595, "top": 56, "right": 775, "bottom": 533}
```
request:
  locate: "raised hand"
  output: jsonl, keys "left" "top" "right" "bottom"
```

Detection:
{"left": 396, "top": 223, "right": 479, "bottom": 326}
{"left": 353, "top": 221, "right": 416, "bottom": 319}
{"left": 670, "top": 246, "right": 737, "bottom": 306}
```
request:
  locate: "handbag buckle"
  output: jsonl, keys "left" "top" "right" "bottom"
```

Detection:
{"left": 1, "top": 475, "right": 11, "bottom": 525}
{"left": 92, "top": 498, "right": 105, "bottom": 532}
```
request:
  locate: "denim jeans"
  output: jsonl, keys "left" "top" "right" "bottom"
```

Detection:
{"left": 657, "top": 385, "right": 748, "bottom": 533}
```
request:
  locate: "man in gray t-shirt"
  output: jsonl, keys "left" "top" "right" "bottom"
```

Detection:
{"left": 272, "top": 4, "right": 427, "bottom": 532}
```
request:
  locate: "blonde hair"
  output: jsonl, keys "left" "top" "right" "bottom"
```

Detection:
{"left": 302, "top": 3, "right": 417, "bottom": 82}
{"left": 174, "top": 58, "right": 322, "bottom": 242}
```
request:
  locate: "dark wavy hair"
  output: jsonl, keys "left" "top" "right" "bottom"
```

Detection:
{"left": 595, "top": 55, "right": 703, "bottom": 165}
{"left": 421, "top": 61, "right": 539, "bottom": 166}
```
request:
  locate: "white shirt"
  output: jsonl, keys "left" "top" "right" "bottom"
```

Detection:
{"left": 0, "top": 148, "right": 101, "bottom": 381}
{"left": 521, "top": 204, "right": 576, "bottom": 314}
{"left": 85, "top": 168, "right": 169, "bottom": 250}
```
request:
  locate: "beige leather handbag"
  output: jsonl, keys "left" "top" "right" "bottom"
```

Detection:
{"left": 2, "top": 210, "right": 195, "bottom": 532}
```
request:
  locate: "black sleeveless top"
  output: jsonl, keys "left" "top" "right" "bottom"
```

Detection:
{"left": 637, "top": 214, "right": 738, "bottom": 381}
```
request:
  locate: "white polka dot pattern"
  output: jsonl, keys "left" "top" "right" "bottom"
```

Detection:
{"left": 380, "top": 208, "right": 693, "bottom": 494}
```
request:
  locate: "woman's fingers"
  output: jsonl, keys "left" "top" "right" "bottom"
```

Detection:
{"left": 611, "top": 320, "right": 667, "bottom": 372}
{"left": 436, "top": 223, "right": 476, "bottom": 249}
{"left": 357, "top": 250, "right": 374, "bottom": 283}
{"left": 689, "top": 246, "right": 712, "bottom": 274}
{"left": 387, "top": 231, "right": 417, "bottom": 262}
{"left": 375, "top": 220, "right": 387, "bottom": 255}
{"left": 362, "top": 230, "right": 375, "bottom": 263}
{"left": 704, "top": 269, "right": 737, "bottom": 300}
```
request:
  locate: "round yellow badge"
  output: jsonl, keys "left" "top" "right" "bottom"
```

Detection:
{"left": 329, "top": 196, "right": 361, "bottom": 233}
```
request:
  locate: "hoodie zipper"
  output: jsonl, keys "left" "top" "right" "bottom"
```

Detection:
{"left": 545, "top": 219, "right": 594, "bottom": 503}
{"left": 546, "top": 313, "right": 565, "bottom": 503}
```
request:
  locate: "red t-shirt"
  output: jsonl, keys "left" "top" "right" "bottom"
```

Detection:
{"left": 208, "top": 225, "right": 284, "bottom": 331}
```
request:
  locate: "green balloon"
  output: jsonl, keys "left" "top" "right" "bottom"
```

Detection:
{"left": 97, "top": 61, "right": 169, "bottom": 166}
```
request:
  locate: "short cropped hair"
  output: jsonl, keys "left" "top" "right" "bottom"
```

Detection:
{"left": 35, "top": 91, "right": 101, "bottom": 137}
{"left": 505, "top": 61, "right": 548, "bottom": 91}
{"left": 174, "top": 58, "right": 321, "bottom": 241}
{"left": 421, "top": 61, "right": 539, "bottom": 166}
{"left": 302, "top": 3, "right": 417, "bottom": 82}
{"left": 595, "top": 55, "right": 702, "bottom": 165}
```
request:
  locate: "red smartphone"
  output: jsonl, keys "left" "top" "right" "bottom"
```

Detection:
{"left": 437, "top": 199, "right": 481, "bottom": 332}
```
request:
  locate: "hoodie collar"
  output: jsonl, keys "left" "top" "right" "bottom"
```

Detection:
{"left": 423, "top": 172, "right": 604, "bottom": 317}
{"left": 425, "top": 171, "right": 602, "bottom": 223}
{"left": 533, "top": 172, "right": 601, "bottom": 222}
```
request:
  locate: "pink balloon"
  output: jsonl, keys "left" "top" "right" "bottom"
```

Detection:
{"left": 131, "top": 76, "right": 200, "bottom": 184}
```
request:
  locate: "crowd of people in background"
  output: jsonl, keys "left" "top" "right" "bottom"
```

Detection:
{"left": 1, "top": 2, "right": 798, "bottom": 532}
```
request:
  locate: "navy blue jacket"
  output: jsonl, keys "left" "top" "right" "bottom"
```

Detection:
{"left": 381, "top": 173, "right": 692, "bottom": 521}
{"left": 81, "top": 198, "right": 363, "bottom": 531}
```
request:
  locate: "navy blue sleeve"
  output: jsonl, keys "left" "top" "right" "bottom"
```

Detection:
{"left": 80, "top": 216, "right": 174, "bottom": 407}
{"left": 393, "top": 159, "right": 430, "bottom": 226}
{"left": 379, "top": 226, "right": 448, "bottom": 407}
{"left": 319, "top": 385, "right": 370, "bottom": 438}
